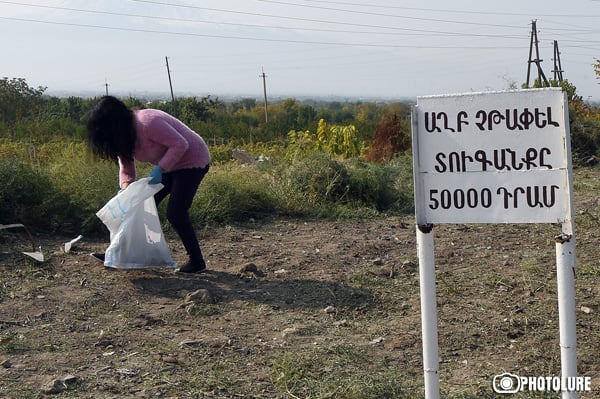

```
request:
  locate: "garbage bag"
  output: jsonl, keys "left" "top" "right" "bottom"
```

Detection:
{"left": 96, "top": 177, "right": 176, "bottom": 269}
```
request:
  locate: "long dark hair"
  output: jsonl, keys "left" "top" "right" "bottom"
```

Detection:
{"left": 86, "top": 96, "right": 136, "bottom": 162}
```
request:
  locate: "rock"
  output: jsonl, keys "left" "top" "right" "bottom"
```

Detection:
{"left": 41, "top": 378, "right": 67, "bottom": 394}
{"left": 93, "top": 337, "right": 115, "bottom": 348}
{"left": 281, "top": 327, "right": 301, "bottom": 339}
{"left": 180, "top": 289, "right": 214, "bottom": 306}
{"left": 580, "top": 306, "right": 593, "bottom": 314}
{"left": 375, "top": 267, "right": 393, "bottom": 278}
{"left": 184, "top": 289, "right": 209, "bottom": 303}
{"left": 281, "top": 325, "right": 310, "bottom": 339}
{"left": 238, "top": 347, "right": 251, "bottom": 355}
{"left": 161, "top": 355, "right": 179, "bottom": 364}
{"left": 116, "top": 368, "right": 138, "bottom": 376}
{"left": 62, "top": 375, "right": 78, "bottom": 385}
{"left": 179, "top": 339, "right": 203, "bottom": 347}
{"left": 324, "top": 305, "right": 336, "bottom": 314}
{"left": 369, "top": 337, "right": 385, "bottom": 346}
{"left": 1, "top": 358, "right": 12, "bottom": 368}
{"left": 41, "top": 375, "right": 77, "bottom": 395}
{"left": 239, "top": 262, "right": 264, "bottom": 276}
{"left": 232, "top": 148, "right": 256, "bottom": 165}
{"left": 401, "top": 260, "right": 418, "bottom": 272}
{"left": 333, "top": 319, "right": 348, "bottom": 327}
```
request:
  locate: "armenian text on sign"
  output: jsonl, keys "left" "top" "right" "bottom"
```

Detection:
{"left": 412, "top": 89, "right": 571, "bottom": 224}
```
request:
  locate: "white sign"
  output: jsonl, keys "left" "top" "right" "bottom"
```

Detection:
{"left": 412, "top": 88, "right": 578, "bottom": 399}
{"left": 412, "top": 88, "right": 571, "bottom": 224}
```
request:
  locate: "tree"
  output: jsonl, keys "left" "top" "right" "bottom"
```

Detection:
{"left": 364, "top": 113, "right": 411, "bottom": 163}
{"left": 288, "top": 119, "right": 363, "bottom": 159}
{"left": 0, "top": 77, "right": 46, "bottom": 123}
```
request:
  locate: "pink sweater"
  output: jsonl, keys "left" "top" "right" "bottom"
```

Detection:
{"left": 118, "top": 109, "right": 211, "bottom": 186}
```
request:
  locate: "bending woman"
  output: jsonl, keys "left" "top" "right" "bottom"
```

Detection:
{"left": 86, "top": 95, "right": 211, "bottom": 273}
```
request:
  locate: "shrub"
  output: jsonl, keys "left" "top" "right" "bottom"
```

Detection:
{"left": 346, "top": 159, "right": 407, "bottom": 211}
{"left": 0, "top": 159, "right": 82, "bottom": 233}
{"left": 43, "top": 142, "right": 120, "bottom": 233}
{"left": 0, "top": 138, "right": 416, "bottom": 235}
{"left": 288, "top": 119, "right": 364, "bottom": 159}
{"left": 277, "top": 151, "right": 350, "bottom": 206}
{"left": 364, "top": 113, "right": 411, "bottom": 163}
{"left": 192, "top": 165, "right": 280, "bottom": 223}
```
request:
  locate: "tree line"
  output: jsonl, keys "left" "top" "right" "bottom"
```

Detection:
{"left": 0, "top": 77, "right": 413, "bottom": 157}
{"left": 1, "top": 77, "right": 599, "bottom": 164}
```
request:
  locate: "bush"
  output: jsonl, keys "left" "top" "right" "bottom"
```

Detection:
{"left": 364, "top": 113, "right": 411, "bottom": 163}
{"left": 0, "top": 138, "right": 415, "bottom": 235}
{"left": 277, "top": 151, "right": 350, "bottom": 205}
{"left": 192, "top": 165, "right": 280, "bottom": 223}
{"left": 0, "top": 159, "right": 82, "bottom": 233}
{"left": 346, "top": 159, "right": 409, "bottom": 212}
{"left": 43, "top": 142, "right": 120, "bottom": 233}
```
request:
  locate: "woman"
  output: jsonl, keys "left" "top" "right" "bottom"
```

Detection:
{"left": 86, "top": 95, "right": 211, "bottom": 273}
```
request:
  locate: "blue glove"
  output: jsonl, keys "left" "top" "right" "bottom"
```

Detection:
{"left": 148, "top": 166, "right": 164, "bottom": 184}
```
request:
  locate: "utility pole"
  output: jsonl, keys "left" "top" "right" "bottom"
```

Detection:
{"left": 104, "top": 79, "right": 109, "bottom": 96}
{"left": 165, "top": 56, "right": 175, "bottom": 102}
{"left": 552, "top": 40, "right": 564, "bottom": 83}
{"left": 260, "top": 67, "right": 268, "bottom": 123}
{"left": 526, "top": 20, "right": 549, "bottom": 88}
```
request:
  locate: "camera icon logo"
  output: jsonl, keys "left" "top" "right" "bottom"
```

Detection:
{"left": 493, "top": 372, "right": 521, "bottom": 394}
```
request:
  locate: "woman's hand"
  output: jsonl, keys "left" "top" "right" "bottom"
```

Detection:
{"left": 148, "top": 166, "right": 164, "bottom": 184}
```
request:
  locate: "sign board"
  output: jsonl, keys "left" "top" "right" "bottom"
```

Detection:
{"left": 411, "top": 88, "right": 578, "bottom": 399}
{"left": 412, "top": 88, "right": 571, "bottom": 225}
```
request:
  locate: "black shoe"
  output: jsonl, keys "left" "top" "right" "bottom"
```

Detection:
{"left": 91, "top": 252, "right": 105, "bottom": 262}
{"left": 177, "top": 259, "right": 206, "bottom": 274}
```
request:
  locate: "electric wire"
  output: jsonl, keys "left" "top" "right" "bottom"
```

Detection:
{"left": 0, "top": 16, "right": 529, "bottom": 49}
{"left": 0, "top": 1, "right": 527, "bottom": 39}
{"left": 128, "top": 0, "right": 530, "bottom": 30}
{"left": 263, "top": 0, "right": 600, "bottom": 18}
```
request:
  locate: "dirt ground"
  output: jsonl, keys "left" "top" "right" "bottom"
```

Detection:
{"left": 1, "top": 171, "right": 600, "bottom": 398}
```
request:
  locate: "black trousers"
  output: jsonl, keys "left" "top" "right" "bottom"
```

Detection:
{"left": 153, "top": 165, "right": 209, "bottom": 264}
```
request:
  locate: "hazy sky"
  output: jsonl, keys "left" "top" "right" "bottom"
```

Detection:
{"left": 1, "top": 0, "right": 599, "bottom": 100}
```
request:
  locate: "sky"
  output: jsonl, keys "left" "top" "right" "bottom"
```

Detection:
{"left": 1, "top": 0, "right": 599, "bottom": 101}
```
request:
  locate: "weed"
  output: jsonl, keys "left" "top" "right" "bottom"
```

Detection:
{"left": 270, "top": 348, "right": 420, "bottom": 398}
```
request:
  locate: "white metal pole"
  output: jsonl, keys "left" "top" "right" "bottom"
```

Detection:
{"left": 555, "top": 229, "right": 578, "bottom": 399}
{"left": 556, "top": 88, "right": 578, "bottom": 399}
{"left": 417, "top": 224, "right": 440, "bottom": 399}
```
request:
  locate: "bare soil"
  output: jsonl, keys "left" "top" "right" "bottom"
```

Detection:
{"left": 1, "top": 170, "right": 600, "bottom": 399}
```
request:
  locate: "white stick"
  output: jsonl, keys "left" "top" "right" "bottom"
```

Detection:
{"left": 417, "top": 224, "right": 440, "bottom": 399}
{"left": 556, "top": 229, "right": 578, "bottom": 399}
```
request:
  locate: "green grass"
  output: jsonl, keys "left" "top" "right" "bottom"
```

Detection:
{"left": 0, "top": 139, "right": 415, "bottom": 234}
{"left": 270, "top": 349, "right": 418, "bottom": 399}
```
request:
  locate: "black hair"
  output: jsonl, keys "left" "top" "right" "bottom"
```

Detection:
{"left": 86, "top": 96, "right": 136, "bottom": 162}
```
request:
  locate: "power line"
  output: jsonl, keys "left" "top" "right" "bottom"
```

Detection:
{"left": 0, "top": 16, "right": 527, "bottom": 49}
{"left": 0, "top": 1, "right": 526, "bottom": 39}
{"left": 131, "top": 0, "right": 530, "bottom": 30}
{"left": 3, "top": 0, "right": 596, "bottom": 45}
{"left": 126, "top": 0, "right": 599, "bottom": 35}
{"left": 270, "top": 0, "right": 600, "bottom": 18}
{"left": 256, "top": 0, "right": 532, "bottom": 29}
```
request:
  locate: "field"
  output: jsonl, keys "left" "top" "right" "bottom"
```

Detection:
{"left": 1, "top": 168, "right": 600, "bottom": 399}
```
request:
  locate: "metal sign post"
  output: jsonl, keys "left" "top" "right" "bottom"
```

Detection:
{"left": 416, "top": 223, "right": 439, "bottom": 399}
{"left": 411, "top": 88, "right": 578, "bottom": 398}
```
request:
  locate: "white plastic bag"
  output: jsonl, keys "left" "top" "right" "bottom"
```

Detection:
{"left": 96, "top": 177, "right": 176, "bottom": 269}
